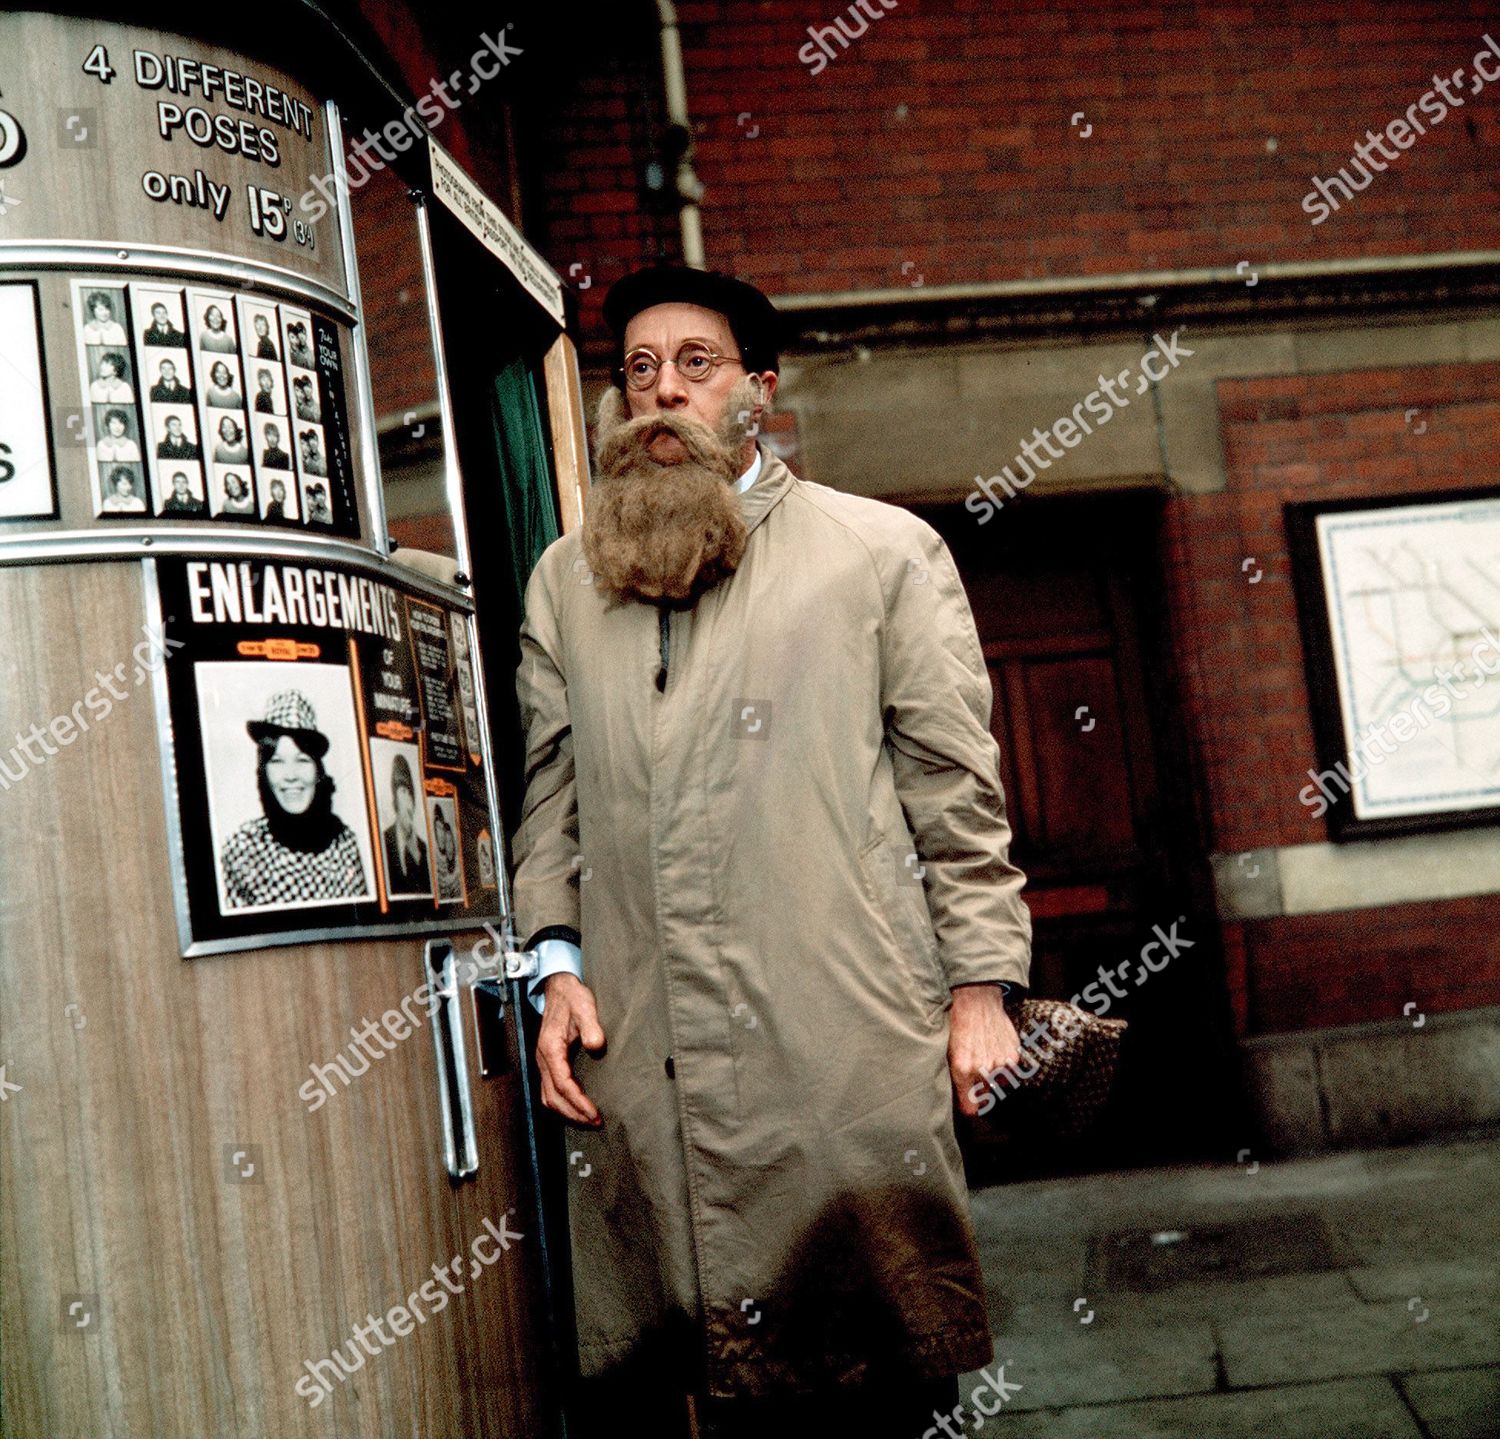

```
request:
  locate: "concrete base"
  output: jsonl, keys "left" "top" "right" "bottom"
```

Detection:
{"left": 1241, "top": 1007, "right": 1500, "bottom": 1156}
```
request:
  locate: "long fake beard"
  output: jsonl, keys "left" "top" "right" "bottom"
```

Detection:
{"left": 582, "top": 381, "right": 760, "bottom": 605}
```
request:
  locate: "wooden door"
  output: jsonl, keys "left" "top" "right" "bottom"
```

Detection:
{"left": 0, "top": 562, "right": 554, "bottom": 1436}
{"left": 918, "top": 492, "right": 1244, "bottom": 1169}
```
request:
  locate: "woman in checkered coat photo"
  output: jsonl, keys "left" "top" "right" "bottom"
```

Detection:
{"left": 219, "top": 689, "right": 369, "bottom": 910}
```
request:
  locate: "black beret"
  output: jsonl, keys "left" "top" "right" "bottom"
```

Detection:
{"left": 602, "top": 264, "right": 780, "bottom": 380}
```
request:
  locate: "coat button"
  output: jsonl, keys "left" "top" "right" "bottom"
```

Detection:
{"left": 664, "top": 1056, "right": 675, "bottom": 1079}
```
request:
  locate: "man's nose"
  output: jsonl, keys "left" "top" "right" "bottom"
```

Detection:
{"left": 652, "top": 361, "right": 691, "bottom": 408}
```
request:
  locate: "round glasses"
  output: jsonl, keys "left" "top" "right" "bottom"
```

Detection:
{"left": 620, "top": 340, "right": 743, "bottom": 391}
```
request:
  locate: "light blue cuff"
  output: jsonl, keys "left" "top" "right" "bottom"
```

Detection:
{"left": 528, "top": 938, "right": 583, "bottom": 1015}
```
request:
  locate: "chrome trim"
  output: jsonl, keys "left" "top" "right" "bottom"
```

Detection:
{"left": 0, "top": 529, "right": 474, "bottom": 610}
{"left": 142, "top": 557, "right": 198, "bottom": 957}
{"left": 427, "top": 939, "right": 481, "bottom": 1181}
{"left": 503, "top": 949, "right": 539, "bottom": 981}
{"left": 413, "top": 197, "right": 474, "bottom": 576}
{"left": 0, "top": 241, "right": 357, "bottom": 321}
{"left": 181, "top": 915, "right": 502, "bottom": 960}
{"left": 326, "top": 101, "right": 390, "bottom": 557}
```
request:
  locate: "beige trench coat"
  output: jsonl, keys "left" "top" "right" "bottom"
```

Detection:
{"left": 511, "top": 444, "right": 1031, "bottom": 1400}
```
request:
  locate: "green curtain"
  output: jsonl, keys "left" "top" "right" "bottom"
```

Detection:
{"left": 488, "top": 355, "right": 560, "bottom": 606}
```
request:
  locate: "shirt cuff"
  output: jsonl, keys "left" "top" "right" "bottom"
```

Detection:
{"left": 527, "top": 937, "right": 582, "bottom": 1015}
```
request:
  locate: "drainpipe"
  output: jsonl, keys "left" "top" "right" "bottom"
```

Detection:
{"left": 656, "top": 0, "right": 706, "bottom": 268}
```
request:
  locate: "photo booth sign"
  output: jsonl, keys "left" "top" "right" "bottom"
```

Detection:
{"left": 0, "top": 13, "right": 345, "bottom": 293}
{"left": 149, "top": 554, "right": 500, "bottom": 954}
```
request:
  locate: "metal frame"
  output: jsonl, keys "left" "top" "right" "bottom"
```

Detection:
{"left": 13, "top": 529, "right": 470, "bottom": 607}
{"left": 412, "top": 195, "right": 474, "bottom": 578}
{"left": 0, "top": 241, "right": 358, "bottom": 323}
{"left": 139, "top": 554, "right": 511, "bottom": 958}
{"left": 325, "top": 101, "right": 392, "bottom": 558}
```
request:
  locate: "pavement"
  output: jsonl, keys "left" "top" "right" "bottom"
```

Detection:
{"left": 957, "top": 1127, "right": 1500, "bottom": 1438}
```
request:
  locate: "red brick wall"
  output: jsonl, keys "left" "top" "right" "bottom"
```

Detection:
{"left": 528, "top": 0, "right": 1500, "bottom": 350}
{"left": 1168, "top": 360, "right": 1500, "bottom": 1032}
{"left": 1238, "top": 894, "right": 1500, "bottom": 1032}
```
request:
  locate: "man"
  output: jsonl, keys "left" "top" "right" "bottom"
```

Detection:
{"left": 160, "top": 471, "right": 206, "bottom": 516}
{"left": 156, "top": 414, "right": 199, "bottom": 461}
{"left": 433, "top": 807, "right": 461, "bottom": 901}
{"left": 510, "top": 265, "right": 1031, "bottom": 1439}
{"left": 381, "top": 753, "right": 429, "bottom": 895}
{"left": 142, "top": 301, "right": 185, "bottom": 347}
{"left": 150, "top": 358, "right": 192, "bottom": 404}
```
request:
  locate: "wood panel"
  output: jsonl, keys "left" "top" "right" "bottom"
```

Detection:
{"left": 0, "top": 562, "right": 549, "bottom": 1437}
{"left": 542, "top": 331, "right": 590, "bottom": 534}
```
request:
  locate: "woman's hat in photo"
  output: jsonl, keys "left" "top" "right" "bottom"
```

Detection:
{"left": 247, "top": 689, "right": 330, "bottom": 758}
{"left": 602, "top": 264, "right": 781, "bottom": 380}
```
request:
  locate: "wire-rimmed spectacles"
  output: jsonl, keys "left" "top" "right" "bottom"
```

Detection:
{"left": 619, "top": 340, "right": 744, "bottom": 391}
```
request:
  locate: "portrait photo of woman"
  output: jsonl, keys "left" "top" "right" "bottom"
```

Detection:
{"left": 198, "top": 303, "right": 238, "bottom": 353}
{"left": 89, "top": 352, "right": 133, "bottom": 403}
{"left": 99, "top": 467, "right": 146, "bottom": 514}
{"left": 205, "top": 360, "right": 243, "bottom": 409}
{"left": 80, "top": 290, "right": 127, "bottom": 345}
{"left": 218, "top": 470, "right": 256, "bottom": 515}
{"left": 95, "top": 408, "right": 141, "bottom": 463}
{"left": 216, "top": 689, "right": 371, "bottom": 911}
{"left": 213, "top": 415, "right": 249, "bottom": 464}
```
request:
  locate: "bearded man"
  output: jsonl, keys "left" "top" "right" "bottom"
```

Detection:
{"left": 510, "top": 265, "right": 1032, "bottom": 1439}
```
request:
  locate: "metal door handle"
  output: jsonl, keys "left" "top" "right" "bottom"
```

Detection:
{"left": 426, "top": 939, "right": 479, "bottom": 1182}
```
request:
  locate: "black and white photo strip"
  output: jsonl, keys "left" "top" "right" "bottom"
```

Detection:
{"left": 71, "top": 281, "right": 151, "bottom": 517}
{"left": 234, "top": 295, "right": 298, "bottom": 525}
{"left": 184, "top": 284, "right": 258, "bottom": 523}
{"left": 132, "top": 281, "right": 208, "bottom": 519}
{"left": 279, "top": 303, "right": 333, "bottom": 527}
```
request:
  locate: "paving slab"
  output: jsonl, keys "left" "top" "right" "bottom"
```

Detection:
{"left": 943, "top": 1375, "right": 1422, "bottom": 1438}
{"left": 1347, "top": 1260, "right": 1500, "bottom": 1303}
{"left": 1217, "top": 1292, "right": 1500, "bottom": 1388}
{"left": 1398, "top": 1366, "right": 1500, "bottom": 1439}
{"left": 975, "top": 1301, "right": 1218, "bottom": 1411}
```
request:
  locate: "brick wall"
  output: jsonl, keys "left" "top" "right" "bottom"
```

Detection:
{"left": 1237, "top": 893, "right": 1500, "bottom": 1032}
{"left": 1169, "top": 361, "right": 1500, "bottom": 1032}
{"left": 525, "top": 0, "right": 1500, "bottom": 355}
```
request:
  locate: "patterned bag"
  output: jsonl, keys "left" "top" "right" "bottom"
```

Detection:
{"left": 984, "top": 993, "right": 1129, "bottom": 1138}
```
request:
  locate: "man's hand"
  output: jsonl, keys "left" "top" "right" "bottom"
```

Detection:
{"left": 536, "top": 973, "right": 606, "bottom": 1126}
{"left": 948, "top": 982, "right": 1021, "bottom": 1118}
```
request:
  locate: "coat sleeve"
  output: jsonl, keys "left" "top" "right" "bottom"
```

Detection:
{"left": 510, "top": 546, "right": 583, "bottom": 948}
{"left": 878, "top": 518, "right": 1032, "bottom": 990}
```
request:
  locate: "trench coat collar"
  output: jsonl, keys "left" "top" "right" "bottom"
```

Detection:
{"left": 738, "top": 441, "right": 796, "bottom": 537}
